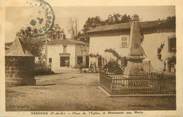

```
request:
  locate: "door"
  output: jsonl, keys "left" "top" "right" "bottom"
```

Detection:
{"left": 98, "top": 56, "right": 102, "bottom": 68}
{"left": 86, "top": 56, "right": 89, "bottom": 68}
{"left": 77, "top": 56, "right": 83, "bottom": 65}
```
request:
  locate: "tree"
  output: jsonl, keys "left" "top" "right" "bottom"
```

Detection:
{"left": 104, "top": 48, "right": 122, "bottom": 61}
{"left": 121, "top": 14, "right": 131, "bottom": 23}
{"left": 83, "top": 13, "right": 133, "bottom": 31}
{"left": 113, "top": 13, "right": 122, "bottom": 23}
{"left": 83, "top": 16, "right": 102, "bottom": 32}
{"left": 68, "top": 18, "right": 79, "bottom": 39}
{"left": 47, "top": 24, "right": 65, "bottom": 40}
{"left": 16, "top": 27, "right": 44, "bottom": 56}
{"left": 160, "top": 16, "right": 175, "bottom": 29}
{"left": 106, "top": 14, "right": 114, "bottom": 24}
{"left": 132, "top": 14, "right": 140, "bottom": 21}
{"left": 83, "top": 18, "right": 90, "bottom": 32}
{"left": 94, "top": 16, "right": 102, "bottom": 26}
{"left": 77, "top": 31, "right": 90, "bottom": 44}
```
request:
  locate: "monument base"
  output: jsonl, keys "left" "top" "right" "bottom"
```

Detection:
{"left": 123, "top": 60, "right": 146, "bottom": 79}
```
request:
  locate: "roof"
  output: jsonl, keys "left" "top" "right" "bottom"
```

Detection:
{"left": 5, "top": 42, "right": 13, "bottom": 46}
{"left": 47, "top": 39, "right": 86, "bottom": 46}
{"left": 87, "top": 20, "right": 174, "bottom": 33}
{"left": 5, "top": 38, "right": 33, "bottom": 56}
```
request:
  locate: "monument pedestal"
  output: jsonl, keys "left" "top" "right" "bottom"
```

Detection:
{"left": 122, "top": 57, "right": 146, "bottom": 90}
{"left": 123, "top": 56, "right": 146, "bottom": 79}
{"left": 5, "top": 38, "right": 36, "bottom": 87}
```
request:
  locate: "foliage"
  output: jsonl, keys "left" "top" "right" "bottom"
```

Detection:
{"left": 104, "top": 48, "right": 122, "bottom": 60}
{"left": 158, "top": 16, "right": 175, "bottom": 29}
{"left": 76, "top": 31, "right": 90, "bottom": 43}
{"left": 83, "top": 16, "right": 102, "bottom": 32}
{"left": 16, "top": 27, "right": 44, "bottom": 56}
{"left": 82, "top": 14, "right": 175, "bottom": 33}
{"left": 80, "top": 14, "right": 137, "bottom": 44}
{"left": 47, "top": 24, "right": 66, "bottom": 40}
{"left": 68, "top": 18, "right": 79, "bottom": 39}
{"left": 132, "top": 14, "right": 140, "bottom": 21}
{"left": 166, "top": 56, "right": 176, "bottom": 64}
{"left": 83, "top": 13, "right": 134, "bottom": 32}
{"left": 103, "top": 61, "right": 123, "bottom": 74}
{"left": 157, "top": 43, "right": 165, "bottom": 61}
{"left": 106, "top": 13, "right": 132, "bottom": 24}
{"left": 34, "top": 63, "right": 54, "bottom": 75}
{"left": 16, "top": 24, "right": 66, "bottom": 56}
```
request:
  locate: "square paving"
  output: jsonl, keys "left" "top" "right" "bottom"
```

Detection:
{"left": 6, "top": 72, "right": 176, "bottom": 111}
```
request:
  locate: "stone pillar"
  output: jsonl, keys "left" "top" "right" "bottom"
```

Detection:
{"left": 5, "top": 56, "right": 36, "bottom": 86}
{"left": 5, "top": 38, "right": 36, "bottom": 86}
{"left": 123, "top": 20, "right": 146, "bottom": 79}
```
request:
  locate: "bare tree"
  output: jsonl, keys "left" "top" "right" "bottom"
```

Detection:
{"left": 68, "top": 18, "right": 78, "bottom": 40}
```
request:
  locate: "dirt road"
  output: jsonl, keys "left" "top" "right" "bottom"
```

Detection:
{"left": 6, "top": 73, "right": 176, "bottom": 111}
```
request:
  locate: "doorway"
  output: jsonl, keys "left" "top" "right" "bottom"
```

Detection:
{"left": 86, "top": 56, "right": 89, "bottom": 68}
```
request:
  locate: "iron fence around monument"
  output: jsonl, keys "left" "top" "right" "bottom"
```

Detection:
{"left": 99, "top": 71, "right": 175, "bottom": 95}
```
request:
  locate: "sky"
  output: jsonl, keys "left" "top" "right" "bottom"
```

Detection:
{"left": 5, "top": 6, "right": 175, "bottom": 42}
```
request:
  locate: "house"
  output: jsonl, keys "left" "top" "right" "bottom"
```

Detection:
{"left": 87, "top": 20, "right": 176, "bottom": 72}
{"left": 46, "top": 39, "right": 89, "bottom": 73}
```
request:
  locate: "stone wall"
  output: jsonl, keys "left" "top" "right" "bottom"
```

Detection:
{"left": 5, "top": 56, "right": 36, "bottom": 86}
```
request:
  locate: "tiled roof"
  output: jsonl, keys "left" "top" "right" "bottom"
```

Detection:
{"left": 5, "top": 38, "right": 33, "bottom": 56}
{"left": 48, "top": 39, "right": 86, "bottom": 45}
{"left": 87, "top": 20, "right": 171, "bottom": 33}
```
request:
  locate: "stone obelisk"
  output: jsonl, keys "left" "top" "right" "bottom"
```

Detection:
{"left": 123, "top": 19, "right": 146, "bottom": 79}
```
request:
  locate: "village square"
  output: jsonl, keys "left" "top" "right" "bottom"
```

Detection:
{"left": 5, "top": 1, "right": 176, "bottom": 111}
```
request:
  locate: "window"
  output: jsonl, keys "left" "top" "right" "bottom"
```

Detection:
{"left": 60, "top": 56, "right": 70, "bottom": 67}
{"left": 49, "top": 58, "right": 52, "bottom": 63}
{"left": 121, "top": 36, "right": 128, "bottom": 48}
{"left": 98, "top": 56, "right": 102, "bottom": 67}
{"left": 168, "top": 37, "right": 176, "bottom": 52}
{"left": 86, "top": 56, "right": 89, "bottom": 67}
{"left": 77, "top": 56, "right": 83, "bottom": 65}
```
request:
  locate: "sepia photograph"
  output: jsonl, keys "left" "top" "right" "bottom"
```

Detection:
{"left": 4, "top": 0, "right": 177, "bottom": 112}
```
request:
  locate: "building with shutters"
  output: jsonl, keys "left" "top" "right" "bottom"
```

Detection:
{"left": 87, "top": 20, "right": 176, "bottom": 72}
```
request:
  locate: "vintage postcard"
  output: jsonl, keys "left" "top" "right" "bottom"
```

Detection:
{"left": 0, "top": 0, "right": 183, "bottom": 117}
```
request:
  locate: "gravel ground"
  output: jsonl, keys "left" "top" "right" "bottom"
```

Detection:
{"left": 6, "top": 72, "right": 176, "bottom": 111}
